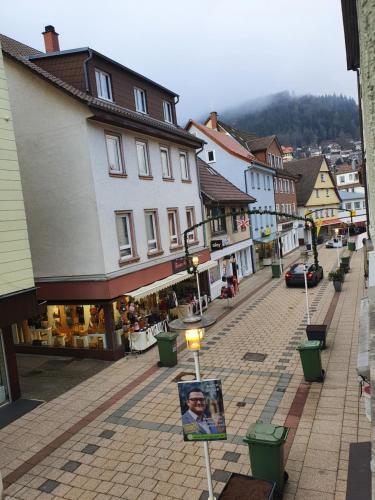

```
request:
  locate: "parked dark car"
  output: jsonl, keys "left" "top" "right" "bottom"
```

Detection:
{"left": 285, "top": 263, "right": 324, "bottom": 287}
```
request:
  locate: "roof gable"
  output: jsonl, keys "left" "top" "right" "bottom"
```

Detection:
{"left": 197, "top": 158, "right": 255, "bottom": 204}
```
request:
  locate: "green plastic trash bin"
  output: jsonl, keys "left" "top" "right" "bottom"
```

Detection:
{"left": 341, "top": 256, "right": 350, "bottom": 272}
{"left": 244, "top": 422, "right": 289, "bottom": 492}
{"left": 348, "top": 241, "right": 356, "bottom": 251}
{"left": 154, "top": 331, "right": 178, "bottom": 367}
{"left": 271, "top": 263, "right": 282, "bottom": 278}
{"left": 297, "top": 340, "right": 324, "bottom": 382}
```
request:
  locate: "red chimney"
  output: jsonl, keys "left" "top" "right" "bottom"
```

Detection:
{"left": 42, "top": 25, "right": 60, "bottom": 53}
{"left": 210, "top": 111, "right": 218, "bottom": 130}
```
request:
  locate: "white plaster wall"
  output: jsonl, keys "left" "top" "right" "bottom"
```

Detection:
{"left": 188, "top": 125, "right": 276, "bottom": 241}
{"left": 88, "top": 122, "right": 204, "bottom": 275}
{"left": 4, "top": 58, "right": 105, "bottom": 279}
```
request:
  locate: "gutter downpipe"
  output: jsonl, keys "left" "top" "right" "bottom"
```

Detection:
{"left": 83, "top": 49, "right": 94, "bottom": 94}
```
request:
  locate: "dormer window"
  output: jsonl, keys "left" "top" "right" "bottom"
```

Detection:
{"left": 95, "top": 69, "right": 113, "bottom": 101}
{"left": 163, "top": 101, "right": 173, "bottom": 123}
{"left": 134, "top": 87, "right": 147, "bottom": 113}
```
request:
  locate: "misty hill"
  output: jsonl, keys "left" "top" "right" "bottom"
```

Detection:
{"left": 220, "top": 92, "right": 360, "bottom": 148}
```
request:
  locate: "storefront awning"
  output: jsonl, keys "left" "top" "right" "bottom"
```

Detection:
{"left": 254, "top": 233, "right": 279, "bottom": 244}
{"left": 321, "top": 218, "right": 342, "bottom": 226}
{"left": 128, "top": 260, "right": 218, "bottom": 300}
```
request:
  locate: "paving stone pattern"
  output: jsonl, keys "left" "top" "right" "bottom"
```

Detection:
{"left": 0, "top": 247, "right": 369, "bottom": 500}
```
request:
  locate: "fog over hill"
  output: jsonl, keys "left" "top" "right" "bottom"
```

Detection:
{"left": 212, "top": 91, "right": 360, "bottom": 147}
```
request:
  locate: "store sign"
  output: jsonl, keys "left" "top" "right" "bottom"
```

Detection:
{"left": 282, "top": 222, "right": 293, "bottom": 231}
{"left": 172, "top": 256, "right": 188, "bottom": 273}
{"left": 264, "top": 227, "right": 271, "bottom": 236}
{"left": 210, "top": 240, "right": 223, "bottom": 251}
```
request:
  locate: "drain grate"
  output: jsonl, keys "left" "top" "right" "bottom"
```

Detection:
{"left": 242, "top": 352, "right": 267, "bottom": 362}
{"left": 236, "top": 401, "right": 246, "bottom": 407}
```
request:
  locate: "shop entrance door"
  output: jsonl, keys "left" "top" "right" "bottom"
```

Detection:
{"left": 0, "top": 331, "right": 9, "bottom": 405}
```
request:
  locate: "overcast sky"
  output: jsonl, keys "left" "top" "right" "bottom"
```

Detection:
{"left": 2, "top": 0, "right": 357, "bottom": 123}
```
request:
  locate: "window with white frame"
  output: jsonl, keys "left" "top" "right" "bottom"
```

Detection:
{"left": 274, "top": 178, "right": 278, "bottom": 192}
{"left": 276, "top": 204, "right": 280, "bottom": 212}
{"left": 269, "top": 206, "right": 273, "bottom": 225}
{"left": 256, "top": 173, "right": 260, "bottom": 189}
{"left": 292, "top": 203, "right": 295, "bottom": 214}
{"left": 354, "top": 201, "right": 360, "bottom": 209}
{"left": 316, "top": 189, "right": 320, "bottom": 198}
{"left": 272, "top": 155, "right": 276, "bottom": 168}
{"left": 180, "top": 151, "right": 190, "bottom": 180}
{"left": 286, "top": 180, "right": 290, "bottom": 193}
{"left": 163, "top": 101, "right": 173, "bottom": 123}
{"left": 349, "top": 173, "right": 354, "bottom": 180}
{"left": 279, "top": 179, "right": 283, "bottom": 192}
{"left": 339, "top": 176, "right": 345, "bottom": 183}
{"left": 160, "top": 147, "right": 172, "bottom": 178}
{"left": 263, "top": 174, "right": 266, "bottom": 190}
{"left": 267, "top": 176, "right": 271, "bottom": 190}
{"left": 136, "top": 140, "right": 150, "bottom": 176}
{"left": 267, "top": 153, "right": 272, "bottom": 165}
{"left": 207, "top": 150, "right": 216, "bottom": 163}
{"left": 134, "top": 87, "right": 147, "bottom": 113}
{"left": 145, "top": 210, "right": 160, "bottom": 252}
{"left": 95, "top": 69, "right": 112, "bottom": 101}
{"left": 186, "top": 207, "right": 197, "bottom": 241}
{"left": 105, "top": 133, "right": 124, "bottom": 174}
{"left": 251, "top": 171, "right": 255, "bottom": 188}
{"left": 291, "top": 181, "right": 295, "bottom": 193}
{"left": 168, "top": 209, "right": 180, "bottom": 246}
{"left": 116, "top": 212, "right": 135, "bottom": 260}
{"left": 326, "top": 188, "right": 329, "bottom": 197}
{"left": 320, "top": 173, "right": 326, "bottom": 182}
{"left": 345, "top": 202, "right": 352, "bottom": 210}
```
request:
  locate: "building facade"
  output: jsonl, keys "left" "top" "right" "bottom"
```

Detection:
{"left": 197, "top": 159, "right": 256, "bottom": 299}
{"left": 335, "top": 163, "right": 364, "bottom": 193}
{"left": 0, "top": 41, "right": 39, "bottom": 403}
{"left": 1, "top": 28, "right": 211, "bottom": 360}
{"left": 286, "top": 156, "right": 342, "bottom": 243}
{"left": 187, "top": 115, "right": 278, "bottom": 269}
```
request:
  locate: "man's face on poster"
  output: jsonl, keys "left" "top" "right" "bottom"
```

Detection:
{"left": 187, "top": 391, "right": 206, "bottom": 416}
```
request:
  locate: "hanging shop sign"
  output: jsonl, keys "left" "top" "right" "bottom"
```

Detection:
{"left": 281, "top": 221, "right": 294, "bottom": 231}
{"left": 172, "top": 256, "right": 188, "bottom": 273}
{"left": 210, "top": 240, "right": 223, "bottom": 251}
{"left": 177, "top": 379, "right": 227, "bottom": 442}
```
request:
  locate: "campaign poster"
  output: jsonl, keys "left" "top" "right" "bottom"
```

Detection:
{"left": 177, "top": 379, "right": 227, "bottom": 441}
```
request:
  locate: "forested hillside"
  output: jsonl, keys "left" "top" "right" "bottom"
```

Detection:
{"left": 220, "top": 92, "right": 359, "bottom": 147}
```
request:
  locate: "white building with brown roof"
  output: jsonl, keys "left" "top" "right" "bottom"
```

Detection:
{"left": 1, "top": 27, "right": 212, "bottom": 360}
{"left": 197, "top": 159, "right": 256, "bottom": 298}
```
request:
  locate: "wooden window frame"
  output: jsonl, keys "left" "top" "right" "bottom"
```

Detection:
{"left": 163, "top": 101, "right": 173, "bottom": 123}
{"left": 179, "top": 151, "right": 191, "bottom": 182}
{"left": 95, "top": 69, "right": 113, "bottom": 102}
{"left": 160, "top": 146, "right": 173, "bottom": 180}
{"left": 115, "top": 210, "right": 139, "bottom": 265}
{"left": 167, "top": 208, "right": 182, "bottom": 250}
{"left": 135, "top": 139, "right": 152, "bottom": 178}
{"left": 186, "top": 206, "right": 198, "bottom": 244}
{"left": 207, "top": 150, "right": 216, "bottom": 163}
{"left": 105, "top": 131, "right": 126, "bottom": 176}
{"left": 144, "top": 209, "right": 163, "bottom": 257}
{"left": 134, "top": 87, "right": 148, "bottom": 114}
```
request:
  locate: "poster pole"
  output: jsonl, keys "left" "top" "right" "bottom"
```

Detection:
{"left": 195, "top": 271, "right": 202, "bottom": 317}
{"left": 193, "top": 351, "right": 215, "bottom": 500}
{"left": 303, "top": 265, "right": 311, "bottom": 325}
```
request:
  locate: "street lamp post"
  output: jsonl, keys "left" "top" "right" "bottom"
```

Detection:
{"left": 192, "top": 255, "right": 202, "bottom": 317}
{"left": 334, "top": 228, "right": 340, "bottom": 267}
{"left": 301, "top": 251, "right": 311, "bottom": 325}
{"left": 168, "top": 315, "right": 217, "bottom": 500}
{"left": 277, "top": 232, "right": 282, "bottom": 275}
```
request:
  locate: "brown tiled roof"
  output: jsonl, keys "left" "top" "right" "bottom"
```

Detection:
{"left": 0, "top": 34, "right": 202, "bottom": 147}
{"left": 218, "top": 120, "right": 277, "bottom": 152}
{"left": 285, "top": 155, "right": 341, "bottom": 205}
{"left": 197, "top": 158, "right": 256, "bottom": 204}
{"left": 187, "top": 121, "right": 255, "bottom": 162}
{"left": 335, "top": 163, "right": 357, "bottom": 174}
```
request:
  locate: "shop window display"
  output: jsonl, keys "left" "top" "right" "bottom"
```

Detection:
{"left": 14, "top": 304, "right": 107, "bottom": 350}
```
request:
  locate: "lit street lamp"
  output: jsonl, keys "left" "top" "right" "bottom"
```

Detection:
{"left": 169, "top": 314, "right": 216, "bottom": 500}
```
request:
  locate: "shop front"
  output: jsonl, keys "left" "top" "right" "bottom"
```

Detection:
{"left": 278, "top": 220, "right": 299, "bottom": 256}
{"left": 16, "top": 252, "right": 215, "bottom": 359}
{"left": 209, "top": 239, "right": 253, "bottom": 299}
{"left": 254, "top": 230, "right": 279, "bottom": 269}
{"left": 0, "top": 332, "right": 9, "bottom": 406}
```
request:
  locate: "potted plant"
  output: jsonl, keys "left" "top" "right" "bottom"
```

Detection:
{"left": 328, "top": 268, "right": 344, "bottom": 292}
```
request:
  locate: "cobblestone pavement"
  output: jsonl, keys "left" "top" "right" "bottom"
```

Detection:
{"left": 0, "top": 247, "right": 369, "bottom": 499}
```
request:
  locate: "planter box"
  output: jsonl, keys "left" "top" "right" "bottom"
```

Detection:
{"left": 306, "top": 324, "right": 328, "bottom": 349}
{"left": 348, "top": 241, "right": 356, "bottom": 251}
{"left": 334, "top": 280, "right": 343, "bottom": 292}
{"left": 218, "top": 473, "right": 276, "bottom": 500}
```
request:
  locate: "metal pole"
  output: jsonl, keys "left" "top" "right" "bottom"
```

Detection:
{"left": 303, "top": 265, "right": 311, "bottom": 325}
{"left": 277, "top": 233, "right": 282, "bottom": 275}
{"left": 336, "top": 244, "right": 340, "bottom": 268}
{"left": 195, "top": 270, "right": 202, "bottom": 317}
{"left": 193, "top": 351, "right": 215, "bottom": 500}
